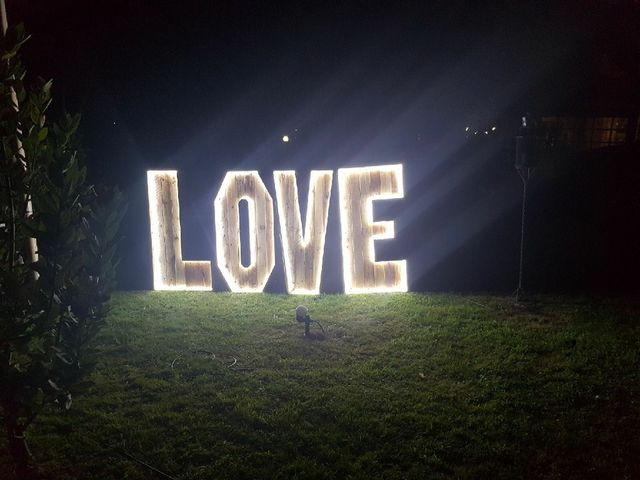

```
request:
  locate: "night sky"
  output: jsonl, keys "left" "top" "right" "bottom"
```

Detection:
{"left": 7, "top": 0, "right": 640, "bottom": 293}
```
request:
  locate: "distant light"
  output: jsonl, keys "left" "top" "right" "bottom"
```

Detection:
{"left": 474, "top": 131, "right": 478, "bottom": 135}
{"left": 282, "top": 135, "right": 290, "bottom": 143}
{"left": 491, "top": 126, "right": 496, "bottom": 131}
{"left": 465, "top": 126, "right": 470, "bottom": 132}
{"left": 484, "top": 130, "right": 489, "bottom": 135}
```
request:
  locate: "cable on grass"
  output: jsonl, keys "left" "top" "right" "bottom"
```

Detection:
{"left": 170, "top": 355, "right": 181, "bottom": 369}
{"left": 170, "top": 350, "right": 249, "bottom": 371}
{"left": 77, "top": 432, "right": 179, "bottom": 480}
{"left": 116, "top": 449, "right": 179, "bottom": 480}
{"left": 464, "top": 298, "right": 490, "bottom": 310}
{"left": 194, "top": 349, "right": 216, "bottom": 358}
{"left": 310, "top": 319, "right": 325, "bottom": 333}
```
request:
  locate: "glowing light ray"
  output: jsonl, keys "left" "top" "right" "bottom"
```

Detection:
{"left": 214, "top": 171, "right": 275, "bottom": 292}
{"left": 338, "top": 164, "right": 407, "bottom": 294}
{"left": 274, "top": 170, "right": 333, "bottom": 294}
{"left": 147, "top": 171, "right": 212, "bottom": 291}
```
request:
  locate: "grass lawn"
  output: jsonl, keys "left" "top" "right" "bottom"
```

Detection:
{"left": 1, "top": 292, "right": 640, "bottom": 479}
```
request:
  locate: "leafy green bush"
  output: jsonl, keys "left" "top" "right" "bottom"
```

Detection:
{"left": 0, "top": 24, "right": 124, "bottom": 479}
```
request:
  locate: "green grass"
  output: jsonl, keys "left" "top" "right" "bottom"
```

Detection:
{"left": 2, "top": 292, "right": 640, "bottom": 479}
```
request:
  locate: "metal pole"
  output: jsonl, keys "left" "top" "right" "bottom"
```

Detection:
{"left": 515, "top": 167, "right": 531, "bottom": 303}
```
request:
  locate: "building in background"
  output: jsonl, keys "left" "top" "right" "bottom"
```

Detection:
{"left": 540, "top": 115, "right": 640, "bottom": 151}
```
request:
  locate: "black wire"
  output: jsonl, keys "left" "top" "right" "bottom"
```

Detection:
{"left": 310, "top": 319, "right": 325, "bottom": 333}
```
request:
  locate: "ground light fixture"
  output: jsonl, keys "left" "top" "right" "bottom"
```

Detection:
{"left": 295, "top": 305, "right": 325, "bottom": 338}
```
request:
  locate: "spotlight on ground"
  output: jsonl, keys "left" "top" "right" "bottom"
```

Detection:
{"left": 295, "top": 305, "right": 325, "bottom": 339}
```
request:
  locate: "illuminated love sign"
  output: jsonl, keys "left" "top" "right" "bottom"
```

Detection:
{"left": 147, "top": 165, "right": 407, "bottom": 294}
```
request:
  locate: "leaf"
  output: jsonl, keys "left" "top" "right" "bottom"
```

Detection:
{"left": 2, "top": 51, "right": 17, "bottom": 61}
{"left": 38, "top": 127, "right": 48, "bottom": 142}
{"left": 0, "top": 23, "right": 123, "bottom": 447}
{"left": 55, "top": 352, "right": 73, "bottom": 365}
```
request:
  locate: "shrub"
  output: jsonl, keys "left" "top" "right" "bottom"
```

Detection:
{"left": 0, "top": 24, "right": 124, "bottom": 479}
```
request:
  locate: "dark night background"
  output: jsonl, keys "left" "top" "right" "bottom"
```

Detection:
{"left": 6, "top": 0, "right": 640, "bottom": 294}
